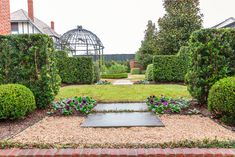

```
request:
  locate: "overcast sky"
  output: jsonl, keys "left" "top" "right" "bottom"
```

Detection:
{"left": 10, "top": 0, "right": 235, "bottom": 54}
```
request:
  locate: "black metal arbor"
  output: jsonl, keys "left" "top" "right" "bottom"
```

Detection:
{"left": 59, "top": 25, "right": 104, "bottom": 64}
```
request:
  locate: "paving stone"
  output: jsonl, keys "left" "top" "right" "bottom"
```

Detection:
{"left": 113, "top": 80, "right": 133, "bottom": 85}
{"left": 94, "top": 103, "right": 148, "bottom": 112}
{"left": 80, "top": 112, "right": 164, "bottom": 128}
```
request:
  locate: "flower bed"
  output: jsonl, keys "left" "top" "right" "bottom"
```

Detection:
{"left": 146, "top": 95, "right": 191, "bottom": 114}
{"left": 48, "top": 97, "right": 96, "bottom": 116}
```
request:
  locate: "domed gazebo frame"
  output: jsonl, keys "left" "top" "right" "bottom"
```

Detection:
{"left": 58, "top": 26, "right": 104, "bottom": 66}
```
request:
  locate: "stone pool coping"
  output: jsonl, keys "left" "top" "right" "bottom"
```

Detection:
{"left": 0, "top": 148, "right": 234, "bottom": 157}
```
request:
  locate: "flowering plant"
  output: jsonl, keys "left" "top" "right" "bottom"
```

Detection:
{"left": 49, "top": 96, "right": 96, "bottom": 116}
{"left": 146, "top": 95, "right": 181, "bottom": 114}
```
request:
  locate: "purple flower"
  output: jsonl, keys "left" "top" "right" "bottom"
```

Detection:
{"left": 150, "top": 99, "right": 154, "bottom": 104}
{"left": 162, "top": 101, "right": 168, "bottom": 106}
{"left": 155, "top": 102, "right": 159, "bottom": 106}
{"left": 80, "top": 104, "right": 84, "bottom": 109}
{"left": 67, "top": 100, "right": 72, "bottom": 104}
{"left": 65, "top": 105, "right": 70, "bottom": 110}
{"left": 74, "top": 101, "right": 78, "bottom": 105}
{"left": 82, "top": 98, "right": 87, "bottom": 104}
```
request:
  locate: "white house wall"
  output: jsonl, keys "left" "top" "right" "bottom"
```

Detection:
{"left": 12, "top": 22, "right": 40, "bottom": 34}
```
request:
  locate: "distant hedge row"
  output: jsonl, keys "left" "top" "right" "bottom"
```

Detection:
{"left": 101, "top": 73, "right": 128, "bottom": 79}
{"left": 0, "top": 34, "right": 61, "bottom": 108}
{"left": 57, "top": 57, "right": 95, "bottom": 84}
{"left": 153, "top": 46, "right": 189, "bottom": 82}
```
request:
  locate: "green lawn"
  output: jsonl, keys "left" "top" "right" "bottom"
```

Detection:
{"left": 56, "top": 84, "right": 191, "bottom": 103}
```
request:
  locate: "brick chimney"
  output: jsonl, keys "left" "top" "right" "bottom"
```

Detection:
{"left": 51, "top": 21, "right": 55, "bottom": 30}
{"left": 28, "top": 0, "right": 34, "bottom": 21}
{"left": 0, "top": 0, "right": 11, "bottom": 35}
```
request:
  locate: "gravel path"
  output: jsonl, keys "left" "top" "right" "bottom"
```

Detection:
{"left": 10, "top": 115, "right": 234, "bottom": 147}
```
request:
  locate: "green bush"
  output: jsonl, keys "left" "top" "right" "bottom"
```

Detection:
{"left": 153, "top": 46, "right": 189, "bottom": 82}
{"left": 208, "top": 77, "right": 235, "bottom": 125}
{"left": 0, "top": 84, "right": 36, "bottom": 120}
{"left": 0, "top": 34, "right": 61, "bottom": 108}
{"left": 57, "top": 57, "right": 94, "bottom": 84}
{"left": 107, "top": 63, "right": 127, "bottom": 74}
{"left": 131, "top": 68, "right": 141, "bottom": 75}
{"left": 93, "top": 63, "right": 100, "bottom": 83}
{"left": 145, "top": 64, "right": 153, "bottom": 81}
{"left": 186, "top": 29, "right": 235, "bottom": 105}
{"left": 55, "top": 50, "right": 68, "bottom": 61}
{"left": 101, "top": 73, "right": 128, "bottom": 79}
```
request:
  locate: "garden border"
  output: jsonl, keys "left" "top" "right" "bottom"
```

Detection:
{"left": 0, "top": 148, "right": 234, "bottom": 157}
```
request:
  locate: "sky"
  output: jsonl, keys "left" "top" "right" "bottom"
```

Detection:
{"left": 10, "top": 0, "right": 235, "bottom": 54}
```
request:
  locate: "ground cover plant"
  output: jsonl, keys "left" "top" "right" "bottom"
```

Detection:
{"left": 146, "top": 95, "right": 190, "bottom": 114}
{"left": 95, "top": 80, "right": 112, "bottom": 85}
{"left": 49, "top": 96, "right": 96, "bottom": 115}
{"left": 56, "top": 85, "right": 191, "bottom": 102}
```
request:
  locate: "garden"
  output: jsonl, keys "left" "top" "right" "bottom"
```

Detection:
{"left": 0, "top": 0, "right": 234, "bottom": 152}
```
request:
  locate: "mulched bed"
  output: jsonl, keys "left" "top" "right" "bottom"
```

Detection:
{"left": 0, "top": 109, "right": 48, "bottom": 140}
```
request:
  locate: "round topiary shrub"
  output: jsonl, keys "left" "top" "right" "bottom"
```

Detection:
{"left": 0, "top": 84, "right": 36, "bottom": 120}
{"left": 208, "top": 77, "right": 235, "bottom": 125}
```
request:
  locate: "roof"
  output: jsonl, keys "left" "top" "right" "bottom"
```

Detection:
{"left": 212, "top": 17, "right": 235, "bottom": 28}
{"left": 10, "top": 9, "right": 60, "bottom": 38}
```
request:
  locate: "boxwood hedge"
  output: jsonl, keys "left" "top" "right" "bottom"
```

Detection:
{"left": 186, "top": 29, "right": 235, "bottom": 105}
{"left": 0, "top": 34, "right": 61, "bottom": 108}
{"left": 57, "top": 57, "right": 94, "bottom": 84}
{"left": 153, "top": 46, "right": 189, "bottom": 82}
{"left": 101, "top": 73, "right": 128, "bottom": 79}
{"left": 208, "top": 77, "right": 235, "bottom": 125}
{"left": 0, "top": 84, "right": 36, "bottom": 120}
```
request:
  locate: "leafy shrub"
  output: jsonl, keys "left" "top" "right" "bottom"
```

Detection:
{"left": 145, "top": 64, "right": 153, "bottom": 81}
{"left": 153, "top": 46, "right": 189, "bottom": 82}
{"left": 186, "top": 29, "right": 235, "bottom": 105}
{"left": 96, "top": 80, "right": 112, "bottom": 85}
{"left": 93, "top": 63, "right": 100, "bottom": 83}
{"left": 107, "top": 63, "right": 127, "bottom": 74}
{"left": 208, "top": 77, "right": 235, "bottom": 125}
{"left": 146, "top": 96, "right": 191, "bottom": 114}
{"left": 55, "top": 50, "right": 68, "bottom": 61}
{"left": 57, "top": 57, "right": 94, "bottom": 84}
{"left": 0, "top": 34, "right": 61, "bottom": 108}
{"left": 50, "top": 96, "right": 96, "bottom": 115}
{"left": 101, "top": 73, "right": 128, "bottom": 79}
{"left": 131, "top": 68, "right": 141, "bottom": 74}
{"left": 0, "top": 84, "right": 36, "bottom": 120}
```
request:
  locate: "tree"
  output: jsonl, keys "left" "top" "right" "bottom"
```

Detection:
{"left": 156, "top": 0, "right": 203, "bottom": 55}
{"left": 136, "top": 20, "right": 157, "bottom": 69}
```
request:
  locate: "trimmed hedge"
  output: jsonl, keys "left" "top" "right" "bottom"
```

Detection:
{"left": 186, "top": 29, "right": 235, "bottom": 105}
{"left": 57, "top": 57, "right": 94, "bottom": 84}
{"left": 131, "top": 68, "right": 140, "bottom": 75}
{"left": 0, "top": 34, "right": 61, "bottom": 108}
{"left": 153, "top": 46, "right": 189, "bottom": 82}
{"left": 208, "top": 77, "right": 235, "bottom": 125}
{"left": 93, "top": 63, "right": 100, "bottom": 83}
{"left": 145, "top": 64, "right": 153, "bottom": 81}
{"left": 0, "top": 84, "right": 36, "bottom": 120}
{"left": 101, "top": 73, "right": 128, "bottom": 79}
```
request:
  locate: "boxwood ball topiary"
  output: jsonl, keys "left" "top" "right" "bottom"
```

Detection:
{"left": 0, "top": 84, "right": 36, "bottom": 120}
{"left": 208, "top": 77, "right": 235, "bottom": 125}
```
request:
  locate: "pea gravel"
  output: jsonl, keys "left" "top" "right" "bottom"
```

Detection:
{"left": 10, "top": 115, "right": 234, "bottom": 147}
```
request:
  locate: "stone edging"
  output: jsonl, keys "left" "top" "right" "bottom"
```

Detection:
{"left": 0, "top": 148, "right": 234, "bottom": 157}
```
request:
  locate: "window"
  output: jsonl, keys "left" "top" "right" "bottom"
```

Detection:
{"left": 11, "top": 23, "right": 19, "bottom": 34}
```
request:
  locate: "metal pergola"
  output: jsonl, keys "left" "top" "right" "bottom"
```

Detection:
{"left": 58, "top": 25, "right": 104, "bottom": 66}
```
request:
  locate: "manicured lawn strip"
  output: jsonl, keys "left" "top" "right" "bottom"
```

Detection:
{"left": 0, "top": 139, "right": 234, "bottom": 149}
{"left": 56, "top": 85, "right": 191, "bottom": 102}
